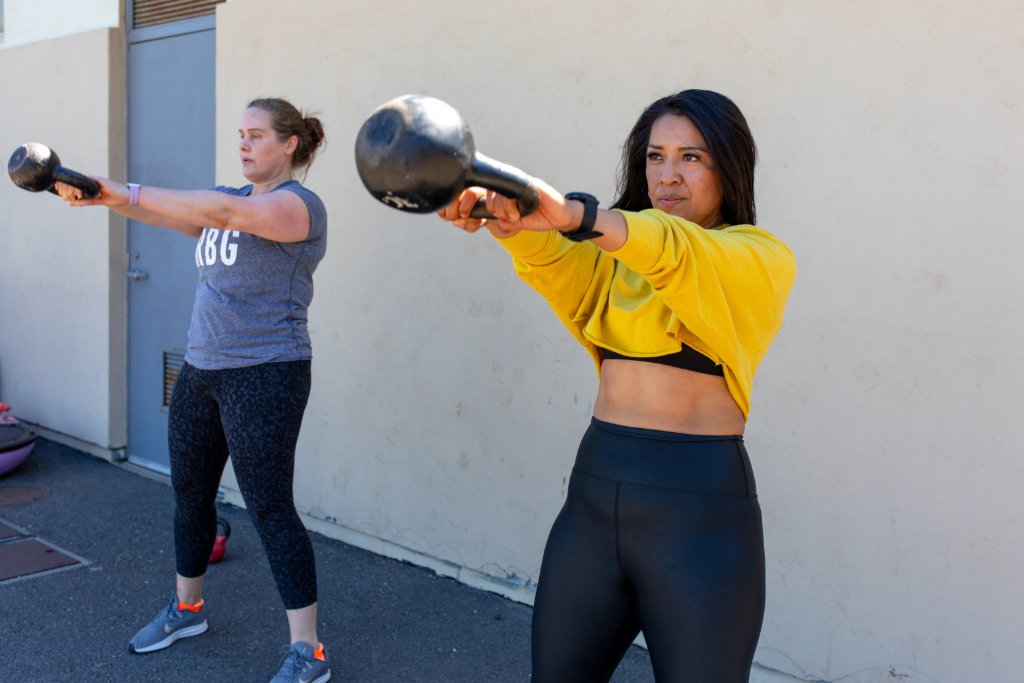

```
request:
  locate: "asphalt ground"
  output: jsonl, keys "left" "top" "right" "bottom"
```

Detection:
{"left": 0, "top": 437, "right": 655, "bottom": 682}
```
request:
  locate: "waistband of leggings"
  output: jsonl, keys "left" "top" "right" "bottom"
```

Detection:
{"left": 589, "top": 417, "right": 744, "bottom": 443}
{"left": 576, "top": 418, "right": 754, "bottom": 496}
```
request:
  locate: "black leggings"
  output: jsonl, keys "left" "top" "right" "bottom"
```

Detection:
{"left": 531, "top": 418, "right": 765, "bottom": 682}
{"left": 167, "top": 360, "right": 317, "bottom": 610}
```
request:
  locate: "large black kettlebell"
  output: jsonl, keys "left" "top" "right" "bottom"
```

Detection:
{"left": 354, "top": 94, "right": 539, "bottom": 219}
{"left": 8, "top": 142, "right": 100, "bottom": 197}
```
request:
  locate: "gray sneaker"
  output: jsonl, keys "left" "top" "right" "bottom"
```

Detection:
{"left": 128, "top": 593, "right": 209, "bottom": 653}
{"left": 270, "top": 641, "right": 330, "bottom": 683}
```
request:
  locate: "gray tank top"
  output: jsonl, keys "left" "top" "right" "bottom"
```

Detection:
{"left": 184, "top": 181, "right": 327, "bottom": 369}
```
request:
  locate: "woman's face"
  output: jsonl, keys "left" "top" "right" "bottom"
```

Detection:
{"left": 645, "top": 113, "right": 724, "bottom": 228}
{"left": 238, "top": 107, "right": 296, "bottom": 183}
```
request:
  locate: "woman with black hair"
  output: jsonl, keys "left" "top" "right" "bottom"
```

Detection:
{"left": 439, "top": 89, "right": 796, "bottom": 682}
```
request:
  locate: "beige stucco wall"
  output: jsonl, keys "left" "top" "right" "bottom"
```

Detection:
{"left": 0, "top": 0, "right": 120, "bottom": 47}
{"left": 0, "top": 27, "right": 127, "bottom": 453}
{"left": 1, "top": 0, "right": 1021, "bottom": 681}
{"left": 214, "top": 1, "right": 1024, "bottom": 681}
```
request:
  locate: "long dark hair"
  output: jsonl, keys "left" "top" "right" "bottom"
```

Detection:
{"left": 247, "top": 97, "right": 326, "bottom": 178}
{"left": 610, "top": 90, "right": 757, "bottom": 226}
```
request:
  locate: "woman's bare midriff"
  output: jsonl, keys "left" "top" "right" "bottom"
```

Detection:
{"left": 593, "top": 358, "right": 745, "bottom": 435}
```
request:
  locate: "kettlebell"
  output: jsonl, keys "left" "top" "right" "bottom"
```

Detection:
{"left": 209, "top": 516, "right": 231, "bottom": 564}
{"left": 354, "top": 94, "right": 539, "bottom": 219}
{"left": 8, "top": 142, "right": 100, "bottom": 197}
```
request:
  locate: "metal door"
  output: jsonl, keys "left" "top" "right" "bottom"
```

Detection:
{"left": 126, "top": 21, "right": 215, "bottom": 473}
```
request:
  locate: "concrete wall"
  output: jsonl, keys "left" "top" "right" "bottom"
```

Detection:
{"left": 0, "top": 27, "right": 127, "bottom": 453}
{"left": 1, "top": 0, "right": 1022, "bottom": 681}
{"left": 215, "top": 1, "right": 1024, "bottom": 681}
{"left": 0, "top": 0, "right": 119, "bottom": 47}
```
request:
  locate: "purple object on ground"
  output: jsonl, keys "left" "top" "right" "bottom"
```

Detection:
{"left": 0, "top": 424, "right": 36, "bottom": 476}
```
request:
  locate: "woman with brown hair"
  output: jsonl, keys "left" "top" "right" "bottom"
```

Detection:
{"left": 58, "top": 97, "right": 331, "bottom": 683}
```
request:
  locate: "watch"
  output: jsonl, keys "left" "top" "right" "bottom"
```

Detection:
{"left": 559, "top": 192, "right": 603, "bottom": 242}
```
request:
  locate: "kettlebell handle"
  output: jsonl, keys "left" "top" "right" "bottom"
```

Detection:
{"left": 48, "top": 166, "right": 100, "bottom": 198}
{"left": 466, "top": 152, "right": 541, "bottom": 219}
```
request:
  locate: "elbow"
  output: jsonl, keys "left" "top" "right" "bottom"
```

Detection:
{"left": 214, "top": 194, "right": 247, "bottom": 232}
{"left": 218, "top": 209, "right": 241, "bottom": 233}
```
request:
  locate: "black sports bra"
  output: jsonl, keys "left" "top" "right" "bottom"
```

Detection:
{"left": 601, "top": 346, "right": 724, "bottom": 376}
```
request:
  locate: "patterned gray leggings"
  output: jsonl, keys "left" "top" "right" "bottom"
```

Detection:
{"left": 168, "top": 360, "right": 317, "bottom": 610}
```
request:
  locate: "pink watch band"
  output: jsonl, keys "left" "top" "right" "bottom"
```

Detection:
{"left": 127, "top": 183, "right": 140, "bottom": 207}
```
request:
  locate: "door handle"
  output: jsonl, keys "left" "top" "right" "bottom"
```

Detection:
{"left": 126, "top": 269, "right": 149, "bottom": 281}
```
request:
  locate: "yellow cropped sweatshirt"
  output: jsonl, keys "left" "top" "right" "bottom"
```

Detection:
{"left": 495, "top": 209, "right": 797, "bottom": 421}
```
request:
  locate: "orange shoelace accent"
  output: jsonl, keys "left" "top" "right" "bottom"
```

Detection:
{"left": 314, "top": 643, "right": 326, "bottom": 661}
{"left": 177, "top": 598, "right": 204, "bottom": 612}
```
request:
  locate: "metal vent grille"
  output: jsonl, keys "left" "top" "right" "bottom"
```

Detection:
{"left": 133, "top": 0, "right": 225, "bottom": 29}
{"left": 163, "top": 350, "right": 185, "bottom": 407}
